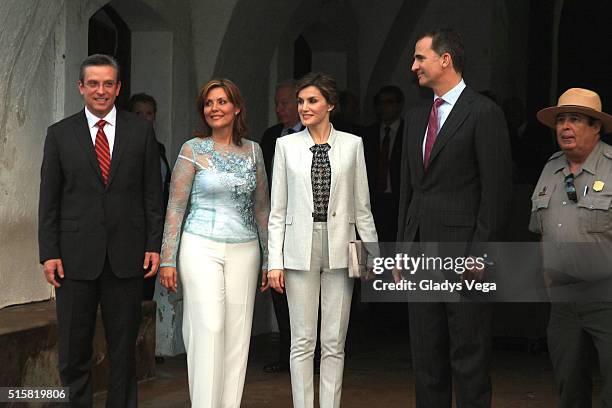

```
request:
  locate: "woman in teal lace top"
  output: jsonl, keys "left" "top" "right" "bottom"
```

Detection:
{"left": 159, "top": 79, "right": 269, "bottom": 407}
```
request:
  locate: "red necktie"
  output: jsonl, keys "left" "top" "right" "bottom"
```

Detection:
{"left": 423, "top": 97, "right": 444, "bottom": 169}
{"left": 95, "top": 119, "right": 111, "bottom": 185}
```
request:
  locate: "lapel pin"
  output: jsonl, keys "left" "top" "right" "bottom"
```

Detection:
{"left": 593, "top": 180, "right": 604, "bottom": 192}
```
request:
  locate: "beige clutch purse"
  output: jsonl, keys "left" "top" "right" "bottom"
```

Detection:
{"left": 348, "top": 240, "right": 366, "bottom": 278}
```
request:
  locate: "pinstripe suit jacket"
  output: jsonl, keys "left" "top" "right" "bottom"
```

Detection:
{"left": 268, "top": 126, "right": 378, "bottom": 271}
{"left": 396, "top": 86, "right": 512, "bottom": 244}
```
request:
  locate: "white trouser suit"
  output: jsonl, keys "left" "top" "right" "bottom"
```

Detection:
{"left": 268, "top": 127, "right": 379, "bottom": 408}
{"left": 285, "top": 222, "right": 354, "bottom": 408}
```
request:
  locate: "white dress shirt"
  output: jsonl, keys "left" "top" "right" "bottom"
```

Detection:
{"left": 281, "top": 120, "right": 303, "bottom": 137}
{"left": 85, "top": 106, "right": 117, "bottom": 156}
{"left": 422, "top": 79, "right": 466, "bottom": 157}
{"left": 379, "top": 117, "right": 401, "bottom": 158}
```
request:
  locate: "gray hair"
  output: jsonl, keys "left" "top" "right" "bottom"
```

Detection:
{"left": 275, "top": 79, "right": 297, "bottom": 93}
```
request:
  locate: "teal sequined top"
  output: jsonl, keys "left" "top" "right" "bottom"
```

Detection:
{"left": 160, "top": 137, "right": 269, "bottom": 268}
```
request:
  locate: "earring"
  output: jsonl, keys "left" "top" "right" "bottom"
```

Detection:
{"left": 235, "top": 112, "right": 239, "bottom": 115}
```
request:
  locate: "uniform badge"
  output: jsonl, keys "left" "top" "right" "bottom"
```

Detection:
{"left": 593, "top": 180, "right": 604, "bottom": 192}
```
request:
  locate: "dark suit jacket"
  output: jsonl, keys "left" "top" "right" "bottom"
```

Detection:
{"left": 158, "top": 141, "right": 172, "bottom": 211}
{"left": 396, "top": 87, "right": 512, "bottom": 244}
{"left": 261, "top": 123, "right": 305, "bottom": 189}
{"left": 363, "top": 118, "right": 405, "bottom": 196}
{"left": 38, "top": 109, "right": 164, "bottom": 280}
{"left": 261, "top": 123, "right": 284, "bottom": 181}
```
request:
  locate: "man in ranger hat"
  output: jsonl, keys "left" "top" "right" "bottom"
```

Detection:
{"left": 530, "top": 87, "right": 612, "bottom": 407}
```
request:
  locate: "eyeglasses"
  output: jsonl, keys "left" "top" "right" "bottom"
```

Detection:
{"left": 564, "top": 173, "right": 577, "bottom": 203}
{"left": 82, "top": 80, "right": 117, "bottom": 90}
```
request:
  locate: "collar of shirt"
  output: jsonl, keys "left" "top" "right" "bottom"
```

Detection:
{"left": 85, "top": 106, "right": 117, "bottom": 129}
{"left": 85, "top": 106, "right": 117, "bottom": 154}
{"left": 434, "top": 78, "right": 466, "bottom": 128}
{"left": 380, "top": 116, "right": 401, "bottom": 139}
{"left": 555, "top": 141, "right": 604, "bottom": 176}
{"left": 380, "top": 117, "right": 402, "bottom": 157}
{"left": 422, "top": 79, "right": 466, "bottom": 156}
{"left": 281, "top": 121, "right": 304, "bottom": 136}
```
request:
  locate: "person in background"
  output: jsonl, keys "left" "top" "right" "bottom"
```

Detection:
{"left": 159, "top": 78, "right": 269, "bottom": 407}
{"left": 128, "top": 92, "right": 184, "bottom": 361}
{"left": 128, "top": 93, "right": 172, "bottom": 217}
{"left": 260, "top": 80, "right": 303, "bottom": 374}
{"left": 330, "top": 90, "right": 364, "bottom": 135}
{"left": 363, "top": 85, "right": 405, "bottom": 242}
{"left": 261, "top": 80, "right": 304, "bottom": 185}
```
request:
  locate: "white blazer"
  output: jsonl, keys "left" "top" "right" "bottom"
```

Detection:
{"left": 268, "top": 126, "right": 378, "bottom": 271}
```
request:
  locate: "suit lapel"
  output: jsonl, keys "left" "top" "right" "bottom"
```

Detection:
{"left": 299, "top": 130, "right": 314, "bottom": 208}
{"left": 390, "top": 119, "right": 404, "bottom": 191}
{"left": 73, "top": 110, "right": 104, "bottom": 184}
{"left": 427, "top": 88, "right": 474, "bottom": 168}
{"left": 391, "top": 118, "right": 404, "bottom": 162}
{"left": 412, "top": 106, "right": 429, "bottom": 181}
{"left": 328, "top": 128, "right": 341, "bottom": 202}
{"left": 107, "top": 111, "right": 127, "bottom": 187}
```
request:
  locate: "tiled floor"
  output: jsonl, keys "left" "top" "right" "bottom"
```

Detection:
{"left": 93, "top": 322, "right": 581, "bottom": 408}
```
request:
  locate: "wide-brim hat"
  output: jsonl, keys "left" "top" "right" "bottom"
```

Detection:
{"left": 537, "top": 88, "right": 612, "bottom": 133}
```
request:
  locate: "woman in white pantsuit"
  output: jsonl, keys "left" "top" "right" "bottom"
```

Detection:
{"left": 159, "top": 79, "right": 270, "bottom": 407}
{"left": 267, "top": 72, "right": 378, "bottom": 408}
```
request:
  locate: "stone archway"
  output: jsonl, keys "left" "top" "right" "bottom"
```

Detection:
{"left": 106, "top": 0, "right": 176, "bottom": 150}
{"left": 362, "top": 0, "right": 431, "bottom": 119}
{"left": 212, "top": 0, "right": 360, "bottom": 136}
{"left": 89, "top": 4, "right": 132, "bottom": 109}
{"left": 211, "top": 1, "right": 302, "bottom": 136}
{"left": 275, "top": 1, "right": 360, "bottom": 103}
{"left": 368, "top": 0, "right": 509, "bottom": 109}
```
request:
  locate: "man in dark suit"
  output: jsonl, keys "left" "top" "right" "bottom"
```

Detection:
{"left": 260, "top": 80, "right": 302, "bottom": 373}
{"left": 261, "top": 80, "right": 303, "bottom": 184}
{"left": 363, "top": 86, "right": 405, "bottom": 242}
{"left": 38, "top": 54, "right": 163, "bottom": 407}
{"left": 396, "top": 29, "right": 512, "bottom": 407}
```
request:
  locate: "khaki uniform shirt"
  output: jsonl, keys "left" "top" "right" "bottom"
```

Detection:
{"left": 529, "top": 141, "right": 612, "bottom": 284}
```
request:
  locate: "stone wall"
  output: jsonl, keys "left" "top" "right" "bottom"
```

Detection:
{"left": 0, "top": 0, "right": 70, "bottom": 308}
{"left": 0, "top": 300, "right": 156, "bottom": 403}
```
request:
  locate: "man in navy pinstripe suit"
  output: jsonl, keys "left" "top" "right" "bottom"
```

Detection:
{"left": 396, "top": 29, "right": 512, "bottom": 408}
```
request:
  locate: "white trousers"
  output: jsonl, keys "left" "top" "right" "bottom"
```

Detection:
{"left": 285, "top": 222, "right": 354, "bottom": 408}
{"left": 179, "top": 232, "right": 260, "bottom": 408}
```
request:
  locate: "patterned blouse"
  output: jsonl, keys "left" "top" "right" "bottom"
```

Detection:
{"left": 310, "top": 143, "right": 332, "bottom": 222}
{"left": 160, "top": 137, "right": 269, "bottom": 268}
